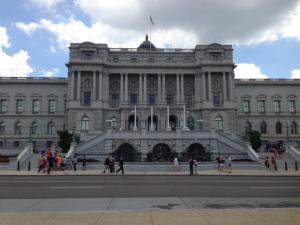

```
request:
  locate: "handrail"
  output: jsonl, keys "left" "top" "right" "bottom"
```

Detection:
{"left": 289, "top": 146, "right": 300, "bottom": 161}
{"left": 247, "top": 144, "right": 260, "bottom": 162}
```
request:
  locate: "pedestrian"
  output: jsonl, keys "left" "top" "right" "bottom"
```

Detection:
{"left": 271, "top": 156, "right": 277, "bottom": 172}
{"left": 193, "top": 159, "right": 198, "bottom": 175}
{"left": 38, "top": 156, "right": 44, "bottom": 173}
{"left": 103, "top": 157, "right": 110, "bottom": 173}
{"left": 264, "top": 156, "right": 270, "bottom": 170}
{"left": 216, "top": 156, "right": 220, "bottom": 171}
{"left": 116, "top": 157, "right": 124, "bottom": 174}
{"left": 47, "top": 154, "right": 54, "bottom": 175}
{"left": 226, "top": 155, "right": 232, "bottom": 173}
{"left": 189, "top": 158, "right": 194, "bottom": 175}
{"left": 73, "top": 156, "right": 77, "bottom": 171}
{"left": 82, "top": 156, "right": 87, "bottom": 170}
{"left": 109, "top": 156, "right": 115, "bottom": 173}
{"left": 173, "top": 157, "right": 180, "bottom": 172}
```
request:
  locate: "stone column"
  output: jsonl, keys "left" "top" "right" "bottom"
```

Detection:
{"left": 166, "top": 105, "right": 171, "bottom": 131}
{"left": 120, "top": 74, "right": 124, "bottom": 102}
{"left": 162, "top": 74, "right": 166, "bottom": 103}
{"left": 208, "top": 72, "right": 212, "bottom": 101}
{"left": 77, "top": 71, "right": 81, "bottom": 100}
{"left": 202, "top": 72, "right": 206, "bottom": 101}
{"left": 143, "top": 74, "right": 147, "bottom": 103}
{"left": 92, "top": 71, "right": 97, "bottom": 100}
{"left": 139, "top": 73, "right": 143, "bottom": 103}
{"left": 150, "top": 105, "right": 154, "bottom": 131}
{"left": 183, "top": 105, "right": 187, "bottom": 129}
{"left": 180, "top": 74, "right": 184, "bottom": 102}
{"left": 229, "top": 72, "right": 234, "bottom": 100}
{"left": 222, "top": 72, "right": 227, "bottom": 101}
{"left": 70, "top": 71, "right": 75, "bottom": 100}
{"left": 125, "top": 73, "right": 128, "bottom": 102}
{"left": 157, "top": 74, "right": 161, "bottom": 103}
{"left": 98, "top": 71, "right": 103, "bottom": 101}
{"left": 176, "top": 74, "right": 180, "bottom": 103}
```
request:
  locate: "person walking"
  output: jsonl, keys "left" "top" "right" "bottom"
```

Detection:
{"left": 82, "top": 156, "right": 87, "bottom": 170}
{"left": 193, "top": 159, "right": 198, "bottom": 175}
{"left": 47, "top": 154, "right": 54, "bottom": 175}
{"left": 189, "top": 158, "right": 194, "bottom": 175}
{"left": 173, "top": 157, "right": 180, "bottom": 172}
{"left": 103, "top": 157, "right": 110, "bottom": 173}
{"left": 226, "top": 155, "right": 232, "bottom": 173}
{"left": 109, "top": 156, "right": 115, "bottom": 173}
{"left": 116, "top": 157, "right": 124, "bottom": 174}
{"left": 73, "top": 156, "right": 77, "bottom": 171}
{"left": 271, "top": 156, "right": 277, "bottom": 172}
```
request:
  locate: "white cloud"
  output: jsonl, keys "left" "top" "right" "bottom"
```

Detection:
{"left": 235, "top": 63, "right": 268, "bottom": 79}
{"left": 16, "top": 22, "right": 40, "bottom": 35}
{"left": 0, "top": 26, "right": 33, "bottom": 77}
{"left": 26, "top": 0, "right": 64, "bottom": 13}
{"left": 291, "top": 69, "right": 300, "bottom": 79}
{"left": 39, "top": 68, "right": 60, "bottom": 77}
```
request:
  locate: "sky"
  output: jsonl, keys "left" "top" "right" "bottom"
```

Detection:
{"left": 0, "top": 0, "right": 300, "bottom": 79}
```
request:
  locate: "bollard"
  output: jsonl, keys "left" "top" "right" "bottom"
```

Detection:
{"left": 295, "top": 161, "right": 298, "bottom": 171}
{"left": 17, "top": 161, "right": 20, "bottom": 171}
{"left": 28, "top": 161, "right": 31, "bottom": 171}
{"left": 285, "top": 161, "right": 288, "bottom": 171}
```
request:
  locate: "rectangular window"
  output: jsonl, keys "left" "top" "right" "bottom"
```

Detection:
{"left": 0, "top": 99, "right": 7, "bottom": 113}
{"left": 213, "top": 95, "right": 220, "bottom": 106}
{"left": 83, "top": 92, "right": 91, "bottom": 106}
{"left": 48, "top": 100, "right": 56, "bottom": 113}
{"left": 32, "top": 100, "right": 40, "bottom": 113}
{"left": 111, "top": 94, "right": 119, "bottom": 107}
{"left": 257, "top": 100, "right": 265, "bottom": 113}
{"left": 130, "top": 94, "right": 138, "bottom": 105}
{"left": 288, "top": 100, "right": 295, "bottom": 113}
{"left": 166, "top": 95, "right": 174, "bottom": 105}
{"left": 242, "top": 100, "right": 250, "bottom": 113}
{"left": 148, "top": 94, "right": 156, "bottom": 105}
{"left": 16, "top": 99, "right": 24, "bottom": 113}
{"left": 273, "top": 100, "right": 281, "bottom": 113}
{"left": 13, "top": 141, "right": 19, "bottom": 147}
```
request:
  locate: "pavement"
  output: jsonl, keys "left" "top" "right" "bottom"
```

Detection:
{"left": 0, "top": 168, "right": 299, "bottom": 176}
{"left": 0, "top": 208, "right": 299, "bottom": 225}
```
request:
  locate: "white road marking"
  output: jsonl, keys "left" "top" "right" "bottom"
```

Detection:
{"left": 250, "top": 186, "right": 300, "bottom": 189}
{"left": 50, "top": 186, "right": 103, "bottom": 189}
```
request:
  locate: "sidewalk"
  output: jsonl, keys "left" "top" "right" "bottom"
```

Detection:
{"left": 0, "top": 169, "right": 299, "bottom": 176}
{"left": 0, "top": 208, "right": 299, "bottom": 225}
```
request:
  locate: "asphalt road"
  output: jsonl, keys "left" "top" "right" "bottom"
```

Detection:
{"left": 0, "top": 175, "right": 300, "bottom": 199}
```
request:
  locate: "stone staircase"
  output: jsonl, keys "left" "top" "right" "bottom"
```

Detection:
{"left": 258, "top": 151, "right": 297, "bottom": 171}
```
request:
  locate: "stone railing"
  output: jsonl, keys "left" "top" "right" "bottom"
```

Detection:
{"left": 246, "top": 144, "right": 260, "bottom": 162}
{"left": 9, "top": 143, "right": 33, "bottom": 170}
{"left": 289, "top": 146, "right": 300, "bottom": 162}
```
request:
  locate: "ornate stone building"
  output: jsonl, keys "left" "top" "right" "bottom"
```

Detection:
{"left": 0, "top": 36, "right": 299, "bottom": 161}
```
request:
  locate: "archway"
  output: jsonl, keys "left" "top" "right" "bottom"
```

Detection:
{"left": 147, "top": 115, "right": 158, "bottom": 131}
{"left": 169, "top": 115, "right": 177, "bottom": 131}
{"left": 147, "top": 143, "right": 176, "bottom": 162}
{"left": 114, "top": 143, "right": 139, "bottom": 162}
{"left": 128, "top": 114, "right": 139, "bottom": 131}
{"left": 182, "top": 143, "right": 210, "bottom": 161}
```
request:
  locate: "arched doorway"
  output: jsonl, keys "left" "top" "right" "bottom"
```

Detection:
{"left": 182, "top": 143, "right": 210, "bottom": 161}
{"left": 169, "top": 115, "right": 177, "bottom": 131}
{"left": 128, "top": 114, "right": 139, "bottom": 131}
{"left": 147, "top": 115, "right": 158, "bottom": 131}
{"left": 114, "top": 143, "right": 139, "bottom": 162}
{"left": 147, "top": 143, "right": 176, "bottom": 162}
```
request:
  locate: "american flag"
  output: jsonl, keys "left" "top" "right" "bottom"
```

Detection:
{"left": 150, "top": 16, "right": 154, "bottom": 25}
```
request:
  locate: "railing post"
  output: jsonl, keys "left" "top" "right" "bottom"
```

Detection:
{"left": 17, "top": 161, "right": 20, "bottom": 171}
{"left": 285, "top": 161, "right": 288, "bottom": 171}
{"left": 28, "top": 161, "right": 31, "bottom": 171}
{"left": 295, "top": 161, "right": 298, "bottom": 171}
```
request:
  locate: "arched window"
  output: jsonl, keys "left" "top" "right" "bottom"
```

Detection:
{"left": 276, "top": 121, "right": 282, "bottom": 134}
{"left": 81, "top": 116, "right": 89, "bottom": 131}
{"left": 0, "top": 122, "right": 5, "bottom": 134}
{"left": 187, "top": 116, "right": 194, "bottom": 130}
{"left": 215, "top": 116, "right": 223, "bottom": 130}
{"left": 260, "top": 121, "right": 267, "bottom": 134}
{"left": 31, "top": 122, "right": 38, "bottom": 134}
{"left": 245, "top": 121, "right": 252, "bottom": 134}
{"left": 15, "top": 122, "right": 22, "bottom": 135}
{"left": 291, "top": 121, "right": 298, "bottom": 134}
{"left": 47, "top": 122, "right": 55, "bottom": 135}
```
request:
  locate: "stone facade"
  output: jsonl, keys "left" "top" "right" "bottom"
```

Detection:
{"left": 0, "top": 36, "right": 299, "bottom": 160}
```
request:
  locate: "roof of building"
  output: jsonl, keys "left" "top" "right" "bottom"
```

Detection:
{"left": 137, "top": 35, "right": 156, "bottom": 51}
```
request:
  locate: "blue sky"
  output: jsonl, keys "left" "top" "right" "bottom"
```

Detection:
{"left": 0, "top": 0, "right": 300, "bottom": 79}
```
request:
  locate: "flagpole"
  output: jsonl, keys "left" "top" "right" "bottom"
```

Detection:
{"left": 149, "top": 15, "right": 152, "bottom": 51}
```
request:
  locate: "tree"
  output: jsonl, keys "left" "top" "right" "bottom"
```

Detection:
{"left": 57, "top": 130, "right": 80, "bottom": 153}
{"left": 248, "top": 130, "right": 262, "bottom": 151}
